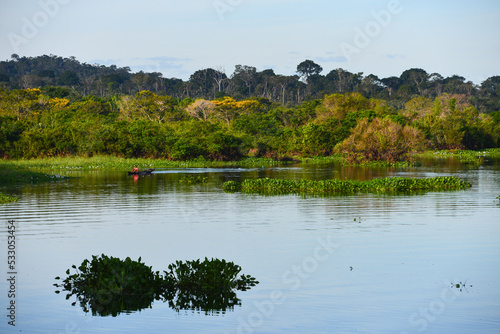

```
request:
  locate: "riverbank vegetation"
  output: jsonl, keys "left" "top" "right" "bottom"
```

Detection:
{"left": 1, "top": 88, "right": 498, "bottom": 164}
{"left": 1, "top": 55, "right": 499, "bottom": 114}
{"left": 0, "top": 155, "right": 287, "bottom": 171}
{"left": 223, "top": 176, "right": 471, "bottom": 195}
{"left": 0, "top": 160, "right": 70, "bottom": 203}
{"left": 1, "top": 56, "right": 499, "bottom": 179}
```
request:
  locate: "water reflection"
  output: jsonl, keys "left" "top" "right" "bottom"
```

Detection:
{"left": 59, "top": 285, "right": 244, "bottom": 317}
{"left": 1, "top": 159, "right": 499, "bottom": 333}
{"left": 55, "top": 256, "right": 258, "bottom": 317}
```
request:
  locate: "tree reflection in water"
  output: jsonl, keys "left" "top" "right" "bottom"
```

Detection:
{"left": 54, "top": 255, "right": 258, "bottom": 316}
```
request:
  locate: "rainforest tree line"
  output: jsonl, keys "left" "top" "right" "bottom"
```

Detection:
{"left": 0, "top": 55, "right": 499, "bottom": 162}
{"left": 1, "top": 54, "right": 500, "bottom": 112}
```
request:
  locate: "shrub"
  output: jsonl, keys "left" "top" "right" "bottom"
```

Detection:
{"left": 55, "top": 255, "right": 258, "bottom": 315}
{"left": 54, "top": 255, "right": 163, "bottom": 316}
{"left": 338, "top": 117, "right": 425, "bottom": 163}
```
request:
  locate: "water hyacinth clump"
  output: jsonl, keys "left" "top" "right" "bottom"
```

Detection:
{"left": 179, "top": 174, "right": 209, "bottom": 184}
{"left": 164, "top": 258, "right": 258, "bottom": 292}
{"left": 55, "top": 255, "right": 258, "bottom": 316}
{"left": 223, "top": 176, "right": 471, "bottom": 195}
{"left": 163, "top": 258, "right": 259, "bottom": 313}
{"left": 54, "top": 255, "right": 163, "bottom": 316}
{"left": 221, "top": 180, "right": 241, "bottom": 192}
{"left": 0, "top": 193, "right": 18, "bottom": 204}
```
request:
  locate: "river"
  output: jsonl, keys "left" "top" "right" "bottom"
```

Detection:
{"left": 1, "top": 159, "right": 499, "bottom": 333}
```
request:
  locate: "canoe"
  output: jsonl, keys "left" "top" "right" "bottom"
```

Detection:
{"left": 128, "top": 168, "right": 155, "bottom": 175}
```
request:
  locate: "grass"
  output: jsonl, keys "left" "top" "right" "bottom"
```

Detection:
{"left": 223, "top": 176, "right": 471, "bottom": 195}
{"left": 298, "top": 155, "right": 343, "bottom": 165}
{"left": 2, "top": 148, "right": 497, "bottom": 173}
{"left": 416, "top": 149, "right": 500, "bottom": 164}
{"left": 3, "top": 148, "right": 499, "bottom": 172}
{"left": 297, "top": 155, "right": 414, "bottom": 167}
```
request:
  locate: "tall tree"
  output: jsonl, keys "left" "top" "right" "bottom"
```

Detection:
{"left": 272, "top": 75, "right": 296, "bottom": 105}
{"left": 58, "top": 70, "right": 79, "bottom": 86}
{"left": 380, "top": 76, "right": 401, "bottom": 98}
{"left": 231, "top": 65, "right": 257, "bottom": 97}
{"left": 296, "top": 60, "right": 323, "bottom": 84}
{"left": 443, "top": 75, "right": 466, "bottom": 95}
{"left": 400, "top": 68, "right": 429, "bottom": 96}
{"left": 325, "top": 69, "right": 362, "bottom": 93}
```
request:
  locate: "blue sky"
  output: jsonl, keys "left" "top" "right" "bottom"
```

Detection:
{"left": 1, "top": 0, "right": 499, "bottom": 83}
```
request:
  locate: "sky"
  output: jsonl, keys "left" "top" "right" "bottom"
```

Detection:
{"left": 1, "top": 0, "right": 499, "bottom": 84}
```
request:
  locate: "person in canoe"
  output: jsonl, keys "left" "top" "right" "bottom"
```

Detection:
{"left": 132, "top": 165, "right": 139, "bottom": 173}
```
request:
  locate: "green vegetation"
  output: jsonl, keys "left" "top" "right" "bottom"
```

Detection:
{"left": 1, "top": 87, "right": 498, "bottom": 164}
{"left": 55, "top": 255, "right": 258, "bottom": 316}
{"left": 1, "top": 155, "right": 286, "bottom": 171}
{"left": 416, "top": 148, "right": 500, "bottom": 164}
{"left": 224, "top": 176, "right": 471, "bottom": 195}
{"left": 179, "top": 175, "right": 209, "bottom": 184}
{"left": 222, "top": 180, "right": 241, "bottom": 192}
{"left": 163, "top": 258, "right": 259, "bottom": 313}
{"left": 1, "top": 58, "right": 499, "bottom": 165}
{"left": 54, "top": 254, "right": 163, "bottom": 316}
{"left": 0, "top": 193, "right": 18, "bottom": 204}
{"left": 0, "top": 161, "right": 70, "bottom": 205}
{"left": 0, "top": 168, "right": 68, "bottom": 184}
{"left": 1, "top": 56, "right": 499, "bottom": 114}
{"left": 164, "top": 258, "right": 258, "bottom": 292}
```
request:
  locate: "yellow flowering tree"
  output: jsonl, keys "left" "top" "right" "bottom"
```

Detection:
{"left": 212, "top": 97, "right": 260, "bottom": 126}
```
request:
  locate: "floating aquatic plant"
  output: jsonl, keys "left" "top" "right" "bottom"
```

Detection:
{"left": 221, "top": 180, "right": 241, "bottom": 192}
{"left": 0, "top": 169, "right": 69, "bottom": 185}
{"left": 0, "top": 193, "right": 18, "bottom": 204}
{"left": 163, "top": 258, "right": 258, "bottom": 313}
{"left": 54, "top": 254, "right": 163, "bottom": 316}
{"left": 55, "top": 255, "right": 258, "bottom": 316}
{"left": 179, "top": 174, "right": 208, "bottom": 184}
{"left": 451, "top": 280, "right": 472, "bottom": 292}
{"left": 223, "top": 176, "right": 471, "bottom": 195}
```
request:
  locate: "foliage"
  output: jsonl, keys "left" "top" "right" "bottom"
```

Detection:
{"left": 165, "top": 257, "right": 258, "bottom": 292}
{"left": 54, "top": 255, "right": 163, "bottom": 316}
{"left": 0, "top": 166, "right": 68, "bottom": 185}
{"left": 0, "top": 193, "right": 18, "bottom": 204}
{"left": 415, "top": 149, "right": 500, "bottom": 164}
{"left": 222, "top": 180, "right": 241, "bottom": 192}
{"left": 1, "top": 156, "right": 289, "bottom": 171}
{"left": 338, "top": 117, "right": 425, "bottom": 163}
{"left": 317, "top": 93, "right": 383, "bottom": 121}
{"left": 2, "top": 55, "right": 499, "bottom": 112}
{"left": 163, "top": 258, "right": 258, "bottom": 313}
{"left": 0, "top": 86, "right": 498, "bottom": 161}
{"left": 224, "top": 176, "right": 471, "bottom": 196}
{"left": 185, "top": 99, "right": 216, "bottom": 121}
{"left": 55, "top": 255, "right": 259, "bottom": 316}
{"left": 178, "top": 174, "right": 208, "bottom": 184}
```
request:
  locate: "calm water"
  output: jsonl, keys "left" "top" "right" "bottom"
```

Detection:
{"left": 1, "top": 160, "right": 499, "bottom": 334}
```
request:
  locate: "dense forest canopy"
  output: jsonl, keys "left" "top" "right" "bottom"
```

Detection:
{"left": 1, "top": 54, "right": 499, "bottom": 113}
{"left": 0, "top": 54, "right": 499, "bottom": 162}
